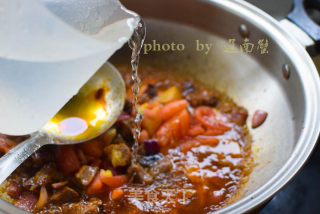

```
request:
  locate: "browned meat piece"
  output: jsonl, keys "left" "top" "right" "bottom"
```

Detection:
{"left": 60, "top": 198, "right": 102, "bottom": 214}
{"left": 15, "top": 192, "right": 37, "bottom": 212}
{"left": 182, "top": 82, "right": 195, "bottom": 96}
{"left": 35, "top": 165, "right": 63, "bottom": 186}
{"left": 115, "top": 120, "right": 134, "bottom": 145}
{"left": 123, "top": 98, "right": 133, "bottom": 114}
{"left": 186, "top": 92, "right": 219, "bottom": 107}
{"left": 112, "top": 134, "right": 128, "bottom": 146}
{"left": 140, "top": 84, "right": 157, "bottom": 103}
{"left": 104, "top": 143, "right": 132, "bottom": 168}
{"left": 7, "top": 182, "right": 22, "bottom": 199}
{"left": 50, "top": 187, "right": 80, "bottom": 203}
{"left": 128, "top": 164, "right": 153, "bottom": 184}
{"left": 219, "top": 102, "right": 248, "bottom": 126}
{"left": 75, "top": 165, "right": 98, "bottom": 186}
{"left": 149, "top": 157, "right": 172, "bottom": 176}
{"left": 139, "top": 154, "right": 163, "bottom": 168}
{"left": 24, "top": 164, "right": 64, "bottom": 191}
{"left": 146, "top": 84, "right": 157, "bottom": 98}
{"left": 29, "top": 145, "right": 54, "bottom": 168}
{"left": 230, "top": 107, "right": 248, "bottom": 126}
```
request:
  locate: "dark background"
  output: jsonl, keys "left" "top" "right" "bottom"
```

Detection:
{"left": 245, "top": 1, "right": 320, "bottom": 213}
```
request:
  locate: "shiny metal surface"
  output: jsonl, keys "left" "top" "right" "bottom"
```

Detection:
{"left": 0, "top": 62, "right": 125, "bottom": 188}
{"left": 1, "top": 0, "right": 320, "bottom": 213}
{"left": 0, "top": 134, "right": 47, "bottom": 185}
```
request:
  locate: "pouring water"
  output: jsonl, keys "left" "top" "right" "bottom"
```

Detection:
{"left": 0, "top": 0, "right": 146, "bottom": 184}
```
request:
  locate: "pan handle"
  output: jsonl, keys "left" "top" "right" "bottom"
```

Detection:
{"left": 288, "top": 0, "right": 320, "bottom": 42}
{"left": 281, "top": 0, "right": 320, "bottom": 55}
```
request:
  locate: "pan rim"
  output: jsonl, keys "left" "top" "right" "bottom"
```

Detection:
{"left": 206, "top": 0, "right": 320, "bottom": 213}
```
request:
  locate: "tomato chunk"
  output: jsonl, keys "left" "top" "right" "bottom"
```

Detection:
{"left": 160, "top": 99, "right": 188, "bottom": 121}
{"left": 111, "top": 188, "right": 124, "bottom": 200}
{"left": 156, "top": 109, "right": 190, "bottom": 147}
{"left": 194, "top": 106, "right": 230, "bottom": 132}
{"left": 86, "top": 174, "right": 107, "bottom": 196}
{"left": 141, "top": 106, "right": 162, "bottom": 136}
{"left": 100, "top": 170, "right": 128, "bottom": 189}
{"left": 188, "top": 119, "right": 205, "bottom": 136}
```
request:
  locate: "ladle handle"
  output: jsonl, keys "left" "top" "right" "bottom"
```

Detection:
{"left": 0, "top": 134, "right": 48, "bottom": 184}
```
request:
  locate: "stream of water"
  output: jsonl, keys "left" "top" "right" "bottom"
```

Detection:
{"left": 128, "top": 19, "right": 146, "bottom": 164}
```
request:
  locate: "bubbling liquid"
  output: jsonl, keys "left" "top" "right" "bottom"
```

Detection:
{"left": 128, "top": 19, "right": 146, "bottom": 164}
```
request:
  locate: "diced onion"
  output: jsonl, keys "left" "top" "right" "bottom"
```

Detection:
{"left": 36, "top": 186, "right": 48, "bottom": 209}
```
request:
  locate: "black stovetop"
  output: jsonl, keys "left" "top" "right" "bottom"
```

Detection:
{"left": 259, "top": 142, "right": 320, "bottom": 213}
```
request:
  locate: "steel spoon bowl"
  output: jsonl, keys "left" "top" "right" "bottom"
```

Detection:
{"left": 0, "top": 62, "right": 125, "bottom": 184}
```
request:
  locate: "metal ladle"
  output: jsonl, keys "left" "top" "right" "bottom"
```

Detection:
{"left": 0, "top": 62, "right": 125, "bottom": 184}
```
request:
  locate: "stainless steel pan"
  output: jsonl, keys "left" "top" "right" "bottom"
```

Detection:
{"left": 1, "top": 0, "right": 320, "bottom": 213}
{"left": 118, "top": 0, "right": 320, "bottom": 213}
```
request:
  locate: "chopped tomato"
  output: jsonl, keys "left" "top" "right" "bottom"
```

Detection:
{"left": 141, "top": 106, "right": 162, "bottom": 136}
{"left": 100, "top": 170, "right": 128, "bottom": 189}
{"left": 188, "top": 125, "right": 205, "bottom": 136}
{"left": 102, "top": 176, "right": 128, "bottom": 188}
{"left": 180, "top": 140, "right": 199, "bottom": 153}
{"left": 86, "top": 174, "right": 107, "bottom": 196}
{"left": 194, "top": 106, "right": 231, "bottom": 132}
{"left": 188, "top": 118, "right": 205, "bottom": 136}
{"left": 156, "top": 109, "right": 190, "bottom": 147}
{"left": 156, "top": 121, "right": 175, "bottom": 147}
{"left": 55, "top": 145, "right": 80, "bottom": 174}
{"left": 195, "top": 136, "right": 219, "bottom": 146}
{"left": 179, "top": 109, "right": 191, "bottom": 136}
{"left": 160, "top": 99, "right": 188, "bottom": 121}
{"left": 111, "top": 188, "right": 124, "bottom": 200}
